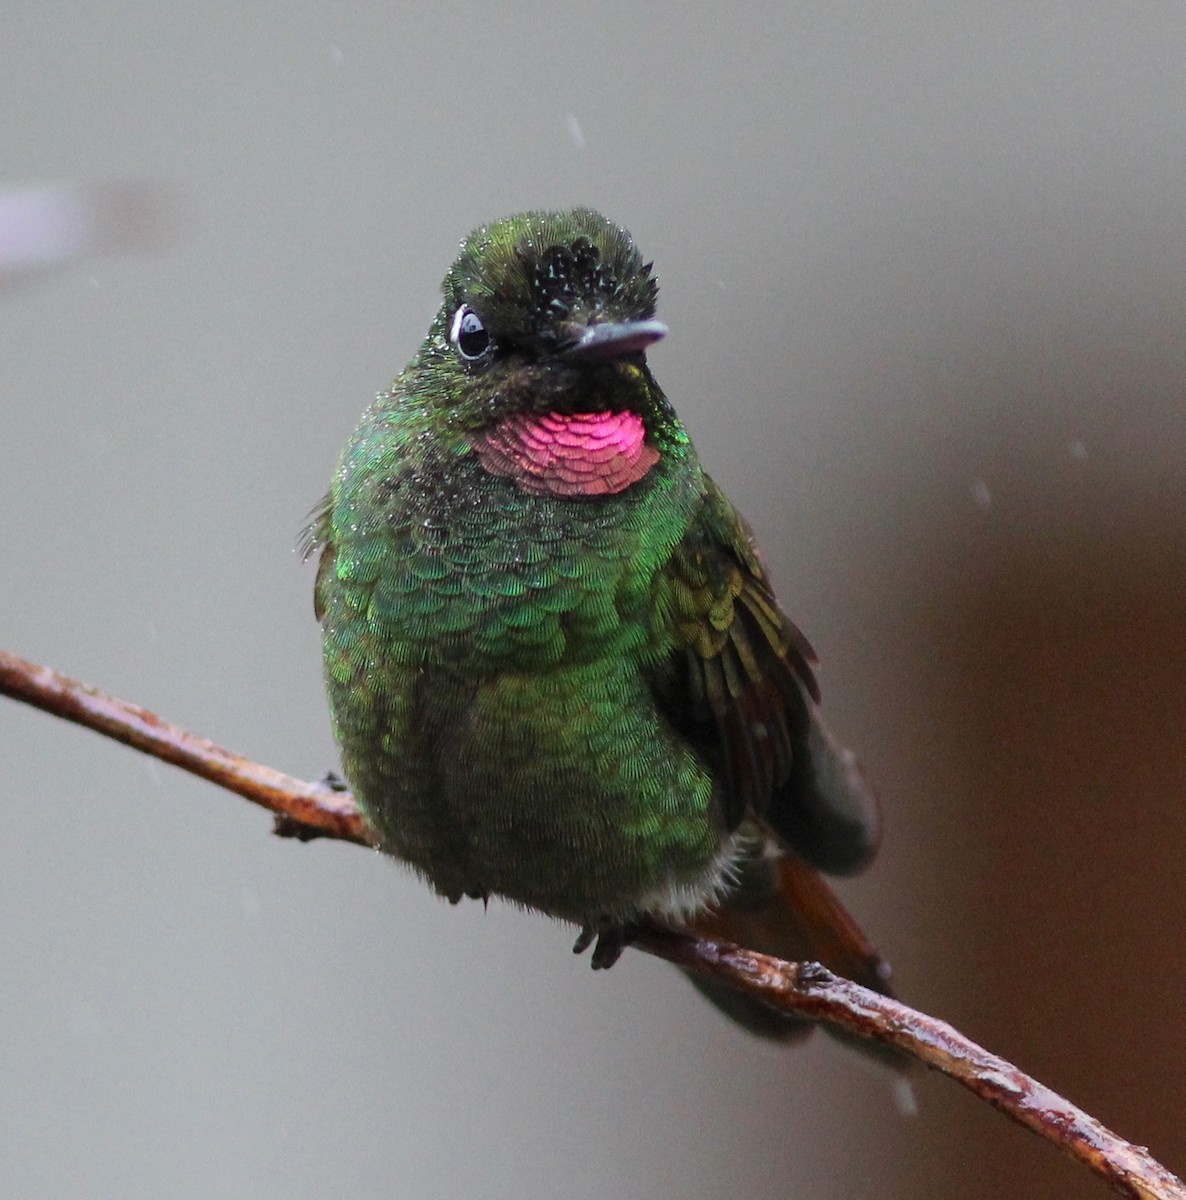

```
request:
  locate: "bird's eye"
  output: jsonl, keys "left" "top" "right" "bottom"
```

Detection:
{"left": 450, "top": 305, "right": 492, "bottom": 363}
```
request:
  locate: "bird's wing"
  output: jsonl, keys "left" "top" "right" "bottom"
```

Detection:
{"left": 300, "top": 492, "right": 335, "bottom": 622}
{"left": 648, "top": 477, "right": 879, "bottom": 874}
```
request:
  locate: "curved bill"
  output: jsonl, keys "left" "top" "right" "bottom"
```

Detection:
{"left": 562, "top": 318, "right": 668, "bottom": 362}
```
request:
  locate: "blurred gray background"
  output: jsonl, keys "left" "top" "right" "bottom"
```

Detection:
{"left": 4, "top": 4, "right": 1186, "bottom": 1197}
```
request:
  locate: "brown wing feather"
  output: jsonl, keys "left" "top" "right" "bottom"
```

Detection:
{"left": 686, "top": 852, "right": 892, "bottom": 996}
{"left": 656, "top": 479, "right": 822, "bottom": 833}
{"left": 301, "top": 493, "right": 335, "bottom": 623}
{"left": 652, "top": 476, "right": 880, "bottom": 869}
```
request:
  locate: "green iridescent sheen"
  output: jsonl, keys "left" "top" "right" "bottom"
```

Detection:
{"left": 309, "top": 209, "right": 883, "bottom": 997}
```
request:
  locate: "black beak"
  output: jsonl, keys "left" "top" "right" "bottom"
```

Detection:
{"left": 561, "top": 318, "right": 668, "bottom": 363}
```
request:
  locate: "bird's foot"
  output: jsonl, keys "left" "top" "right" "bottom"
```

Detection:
{"left": 444, "top": 884, "right": 491, "bottom": 907}
{"left": 572, "top": 922, "right": 639, "bottom": 970}
{"left": 274, "top": 770, "right": 354, "bottom": 840}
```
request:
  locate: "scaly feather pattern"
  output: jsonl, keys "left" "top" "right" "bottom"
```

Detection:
{"left": 312, "top": 209, "right": 891, "bottom": 1037}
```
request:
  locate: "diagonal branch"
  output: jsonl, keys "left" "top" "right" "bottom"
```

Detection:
{"left": 0, "top": 647, "right": 367, "bottom": 845}
{"left": 1, "top": 646, "right": 1182, "bottom": 1200}
{"left": 634, "top": 930, "right": 1185, "bottom": 1200}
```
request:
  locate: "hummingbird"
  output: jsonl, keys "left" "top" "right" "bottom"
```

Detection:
{"left": 307, "top": 208, "right": 890, "bottom": 1038}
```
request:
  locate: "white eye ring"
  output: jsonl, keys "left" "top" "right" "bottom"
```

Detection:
{"left": 448, "top": 305, "right": 468, "bottom": 343}
{"left": 449, "top": 305, "right": 492, "bottom": 362}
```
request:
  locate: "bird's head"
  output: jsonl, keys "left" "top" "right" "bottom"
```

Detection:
{"left": 411, "top": 208, "right": 672, "bottom": 496}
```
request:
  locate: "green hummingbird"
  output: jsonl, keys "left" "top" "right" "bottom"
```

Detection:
{"left": 307, "top": 208, "right": 890, "bottom": 1037}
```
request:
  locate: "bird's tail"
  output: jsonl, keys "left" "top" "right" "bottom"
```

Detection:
{"left": 680, "top": 845, "right": 895, "bottom": 1047}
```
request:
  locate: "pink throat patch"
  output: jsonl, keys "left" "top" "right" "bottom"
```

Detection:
{"left": 472, "top": 409, "right": 659, "bottom": 497}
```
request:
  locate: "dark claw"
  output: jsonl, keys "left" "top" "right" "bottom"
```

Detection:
{"left": 274, "top": 772, "right": 354, "bottom": 840}
{"left": 572, "top": 926, "right": 596, "bottom": 956}
{"left": 574, "top": 923, "right": 640, "bottom": 967}
{"left": 591, "top": 930, "right": 625, "bottom": 970}
{"left": 272, "top": 813, "right": 325, "bottom": 842}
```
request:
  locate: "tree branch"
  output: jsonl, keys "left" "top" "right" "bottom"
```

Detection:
{"left": 0, "top": 647, "right": 367, "bottom": 845}
{"left": 1, "top": 646, "right": 1182, "bottom": 1200}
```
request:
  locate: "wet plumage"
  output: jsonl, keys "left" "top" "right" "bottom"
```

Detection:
{"left": 309, "top": 209, "right": 890, "bottom": 1035}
